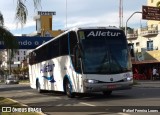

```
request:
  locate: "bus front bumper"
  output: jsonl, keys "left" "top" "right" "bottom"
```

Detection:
{"left": 83, "top": 81, "right": 133, "bottom": 93}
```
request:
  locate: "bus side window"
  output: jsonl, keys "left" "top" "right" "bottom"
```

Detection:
{"left": 29, "top": 52, "right": 36, "bottom": 65}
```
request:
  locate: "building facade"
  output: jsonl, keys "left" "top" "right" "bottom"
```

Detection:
{"left": 127, "top": 0, "right": 160, "bottom": 80}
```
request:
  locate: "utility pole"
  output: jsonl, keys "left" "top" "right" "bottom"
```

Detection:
{"left": 8, "top": 49, "right": 12, "bottom": 75}
{"left": 119, "top": 0, "right": 123, "bottom": 28}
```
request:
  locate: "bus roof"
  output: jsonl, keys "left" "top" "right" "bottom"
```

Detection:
{"left": 32, "top": 26, "right": 121, "bottom": 52}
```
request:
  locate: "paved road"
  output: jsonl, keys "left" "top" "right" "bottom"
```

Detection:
{"left": 0, "top": 83, "right": 160, "bottom": 115}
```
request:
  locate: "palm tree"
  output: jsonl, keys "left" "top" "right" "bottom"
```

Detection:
{"left": 0, "top": 11, "right": 4, "bottom": 26}
{"left": 0, "top": 12, "right": 19, "bottom": 75}
{"left": 0, "top": 0, "right": 41, "bottom": 51}
{"left": 0, "top": 0, "right": 41, "bottom": 75}
{"left": 0, "top": 0, "right": 41, "bottom": 54}
{"left": 15, "top": 0, "right": 41, "bottom": 26}
{"left": 0, "top": 27, "right": 18, "bottom": 75}
{"left": 0, "top": 12, "right": 19, "bottom": 59}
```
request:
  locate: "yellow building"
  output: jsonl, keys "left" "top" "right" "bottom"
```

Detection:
{"left": 34, "top": 11, "right": 64, "bottom": 37}
{"left": 147, "top": 0, "right": 160, "bottom": 25}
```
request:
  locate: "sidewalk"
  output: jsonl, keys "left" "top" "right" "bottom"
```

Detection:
{"left": 133, "top": 80, "right": 160, "bottom": 88}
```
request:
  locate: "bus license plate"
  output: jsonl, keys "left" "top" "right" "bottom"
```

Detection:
{"left": 107, "top": 85, "right": 116, "bottom": 89}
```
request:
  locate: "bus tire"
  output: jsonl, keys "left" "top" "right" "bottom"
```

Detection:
{"left": 103, "top": 91, "right": 112, "bottom": 96}
{"left": 65, "top": 80, "right": 75, "bottom": 98}
{"left": 36, "top": 80, "right": 42, "bottom": 93}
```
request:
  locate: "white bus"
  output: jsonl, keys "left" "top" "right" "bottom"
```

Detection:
{"left": 28, "top": 27, "right": 133, "bottom": 98}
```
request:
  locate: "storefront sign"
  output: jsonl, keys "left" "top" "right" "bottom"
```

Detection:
{"left": 38, "top": 11, "right": 56, "bottom": 15}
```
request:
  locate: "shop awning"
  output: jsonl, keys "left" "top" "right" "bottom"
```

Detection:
{"left": 132, "top": 60, "right": 160, "bottom": 65}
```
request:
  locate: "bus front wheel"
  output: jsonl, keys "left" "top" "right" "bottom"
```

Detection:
{"left": 65, "top": 80, "right": 75, "bottom": 98}
{"left": 103, "top": 91, "right": 112, "bottom": 96}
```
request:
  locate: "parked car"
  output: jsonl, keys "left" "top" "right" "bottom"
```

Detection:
{"left": 5, "top": 77, "right": 19, "bottom": 84}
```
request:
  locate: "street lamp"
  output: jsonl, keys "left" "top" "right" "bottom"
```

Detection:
{"left": 125, "top": 11, "right": 142, "bottom": 36}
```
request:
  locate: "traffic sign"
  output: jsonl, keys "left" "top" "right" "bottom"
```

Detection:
{"left": 142, "top": 5, "right": 160, "bottom": 21}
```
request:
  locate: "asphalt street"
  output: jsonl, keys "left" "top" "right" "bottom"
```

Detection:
{"left": 1, "top": 81, "right": 160, "bottom": 115}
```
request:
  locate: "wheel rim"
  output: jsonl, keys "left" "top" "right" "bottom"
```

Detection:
{"left": 38, "top": 86, "right": 40, "bottom": 92}
{"left": 66, "top": 81, "right": 71, "bottom": 95}
{"left": 37, "top": 82, "right": 41, "bottom": 92}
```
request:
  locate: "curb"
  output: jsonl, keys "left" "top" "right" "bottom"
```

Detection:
{"left": 133, "top": 85, "right": 160, "bottom": 88}
{"left": 133, "top": 82, "right": 160, "bottom": 88}
{"left": 19, "top": 82, "right": 30, "bottom": 85}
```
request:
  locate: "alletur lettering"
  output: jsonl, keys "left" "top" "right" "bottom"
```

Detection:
{"left": 87, "top": 31, "right": 121, "bottom": 37}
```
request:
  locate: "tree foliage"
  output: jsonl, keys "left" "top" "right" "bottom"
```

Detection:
{"left": 15, "top": 0, "right": 28, "bottom": 27}
{"left": 15, "top": 0, "right": 41, "bottom": 27}
{"left": 0, "top": 12, "right": 4, "bottom": 26}
{"left": 0, "top": 0, "right": 41, "bottom": 58}
{"left": 0, "top": 26, "right": 19, "bottom": 58}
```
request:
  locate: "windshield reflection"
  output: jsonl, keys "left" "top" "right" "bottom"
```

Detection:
{"left": 81, "top": 39, "right": 131, "bottom": 74}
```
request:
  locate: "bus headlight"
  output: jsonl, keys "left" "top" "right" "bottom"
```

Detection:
{"left": 84, "top": 79, "right": 99, "bottom": 84}
{"left": 127, "top": 77, "right": 133, "bottom": 81}
{"left": 124, "top": 77, "right": 133, "bottom": 81}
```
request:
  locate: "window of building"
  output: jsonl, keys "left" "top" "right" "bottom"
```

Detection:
{"left": 147, "top": 41, "right": 153, "bottom": 51}
{"left": 136, "top": 42, "right": 140, "bottom": 46}
{"left": 128, "top": 43, "right": 134, "bottom": 57}
{"left": 49, "top": 18, "right": 52, "bottom": 30}
{"left": 151, "top": 0, "right": 154, "bottom": 3}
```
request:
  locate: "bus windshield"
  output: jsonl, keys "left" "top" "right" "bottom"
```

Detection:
{"left": 78, "top": 29, "right": 132, "bottom": 74}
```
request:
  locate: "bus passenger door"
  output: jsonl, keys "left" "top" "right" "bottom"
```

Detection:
{"left": 74, "top": 46, "right": 82, "bottom": 73}
{"left": 69, "top": 31, "right": 83, "bottom": 92}
{"left": 72, "top": 46, "right": 83, "bottom": 92}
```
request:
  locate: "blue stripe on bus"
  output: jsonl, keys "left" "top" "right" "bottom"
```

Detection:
{"left": 42, "top": 74, "right": 56, "bottom": 83}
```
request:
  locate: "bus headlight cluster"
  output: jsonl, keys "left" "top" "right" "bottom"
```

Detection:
{"left": 84, "top": 79, "right": 99, "bottom": 84}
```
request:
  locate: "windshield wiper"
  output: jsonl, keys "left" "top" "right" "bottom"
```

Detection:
{"left": 110, "top": 53, "right": 123, "bottom": 72}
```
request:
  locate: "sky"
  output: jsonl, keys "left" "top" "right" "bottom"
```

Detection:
{"left": 0, "top": 0, "right": 147, "bottom": 36}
